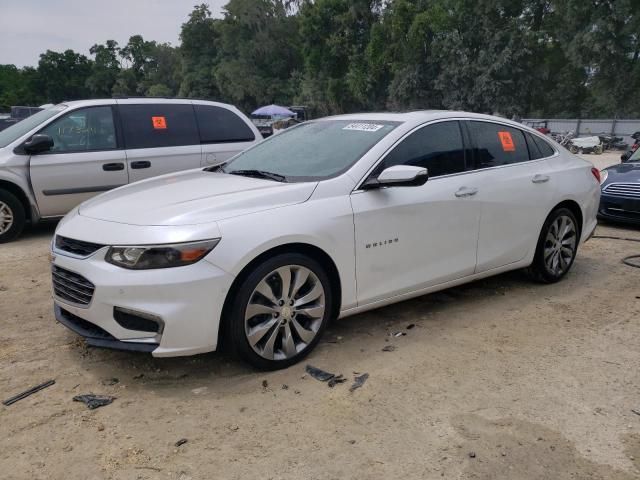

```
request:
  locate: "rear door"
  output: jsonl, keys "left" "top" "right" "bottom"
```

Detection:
{"left": 465, "top": 121, "right": 555, "bottom": 272}
{"left": 118, "top": 102, "right": 202, "bottom": 183}
{"left": 29, "top": 105, "right": 128, "bottom": 217}
{"left": 194, "top": 103, "right": 259, "bottom": 167}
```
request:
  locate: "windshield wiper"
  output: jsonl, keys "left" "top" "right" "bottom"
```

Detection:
{"left": 227, "top": 169, "right": 287, "bottom": 182}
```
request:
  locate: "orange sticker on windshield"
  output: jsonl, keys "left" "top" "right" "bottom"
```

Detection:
{"left": 498, "top": 131, "right": 515, "bottom": 152}
{"left": 152, "top": 116, "right": 167, "bottom": 129}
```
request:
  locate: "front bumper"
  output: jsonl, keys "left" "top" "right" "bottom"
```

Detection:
{"left": 52, "top": 248, "right": 235, "bottom": 357}
{"left": 598, "top": 194, "right": 640, "bottom": 225}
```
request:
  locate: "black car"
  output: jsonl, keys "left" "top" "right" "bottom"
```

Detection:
{"left": 599, "top": 149, "right": 640, "bottom": 224}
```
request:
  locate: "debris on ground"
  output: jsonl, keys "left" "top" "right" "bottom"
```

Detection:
{"left": 281, "top": 384, "right": 289, "bottom": 390}
{"left": 262, "top": 380, "right": 268, "bottom": 389}
{"left": 328, "top": 375, "right": 347, "bottom": 388}
{"left": 175, "top": 438, "right": 188, "bottom": 447}
{"left": 3, "top": 379, "right": 55, "bottom": 406}
{"left": 469, "top": 452, "right": 476, "bottom": 458}
{"left": 191, "top": 387, "right": 207, "bottom": 395}
{"left": 390, "top": 331, "right": 406, "bottom": 337}
{"left": 133, "top": 373, "right": 144, "bottom": 380}
{"left": 306, "top": 365, "right": 336, "bottom": 382}
{"left": 631, "top": 409, "right": 640, "bottom": 416}
{"left": 382, "top": 345, "right": 396, "bottom": 352}
{"left": 349, "top": 373, "right": 369, "bottom": 392}
{"left": 73, "top": 394, "right": 116, "bottom": 410}
{"left": 101, "top": 378, "right": 119, "bottom": 386}
{"left": 406, "top": 324, "right": 416, "bottom": 330}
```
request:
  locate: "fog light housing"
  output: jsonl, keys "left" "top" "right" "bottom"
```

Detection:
{"left": 113, "top": 307, "right": 163, "bottom": 334}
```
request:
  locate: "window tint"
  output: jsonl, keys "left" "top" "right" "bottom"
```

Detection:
{"left": 532, "top": 135, "right": 555, "bottom": 157}
{"left": 119, "top": 104, "right": 199, "bottom": 149}
{"left": 194, "top": 105, "right": 255, "bottom": 143}
{"left": 468, "top": 121, "right": 529, "bottom": 168}
{"left": 525, "top": 132, "right": 544, "bottom": 160}
{"left": 373, "top": 121, "right": 466, "bottom": 178}
{"left": 40, "top": 106, "right": 116, "bottom": 152}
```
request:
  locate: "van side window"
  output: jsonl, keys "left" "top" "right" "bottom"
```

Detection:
{"left": 467, "top": 121, "right": 529, "bottom": 168}
{"left": 533, "top": 135, "right": 555, "bottom": 157}
{"left": 372, "top": 121, "right": 466, "bottom": 178}
{"left": 119, "top": 104, "right": 199, "bottom": 149}
{"left": 40, "top": 106, "right": 117, "bottom": 152}
{"left": 194, "top": 105, "right": 255, "bottom": 143}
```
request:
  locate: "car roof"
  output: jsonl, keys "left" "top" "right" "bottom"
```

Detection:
{"left": 320, "top": 110, "right": 525, "bottom": 129}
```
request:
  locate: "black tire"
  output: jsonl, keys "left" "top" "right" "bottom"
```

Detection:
{"left": 526, "top": 207, "right": 579, "bottom": 283}
{"left": 225, "top": 253, "right": 333, "bottom": 370}
{"left": 0, "top": 189, "right": 26, "bottom": 244}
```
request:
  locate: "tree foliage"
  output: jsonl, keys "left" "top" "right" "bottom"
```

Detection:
{"left": 0, "top": 0, "right": 639, "bottom": 117}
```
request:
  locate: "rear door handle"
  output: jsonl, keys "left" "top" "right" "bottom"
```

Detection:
{"left": 532, "top": 174, "right": 550, "bottom": 184}
{"left": 131, "top": 161, "right": 151, "bottom": 169}
{"left": 102, "top": 163, "right": 124, "bottom": 171}
{"left": 455, "top": 187, "right": 478, "bottom": 198}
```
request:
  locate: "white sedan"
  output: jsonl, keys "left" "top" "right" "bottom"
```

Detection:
{"left": 51, "top": 111, "right": 600, "bottom": 369}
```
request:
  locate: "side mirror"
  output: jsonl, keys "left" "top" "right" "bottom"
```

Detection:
{"left": 363, "top": 165, "right": 428, "bottom": 189}
{"left": 23, "top": 134, "right": 54, "bottom": 154}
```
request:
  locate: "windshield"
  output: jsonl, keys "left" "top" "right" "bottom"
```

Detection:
{"left": 0, "top": 105, "right": 67, "bottom": 148}
{"left": 224, "top": 120, "right": 400, "bottom": 181}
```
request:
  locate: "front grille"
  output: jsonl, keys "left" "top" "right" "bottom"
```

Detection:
{"left": 52, "top": 265, "right": 95, "bottom": 306}
{"left": 603, "top": 183, "right": 640, "bottom": 198}
{"left": 55, "top": 235, "right": 105, "bottom": 257}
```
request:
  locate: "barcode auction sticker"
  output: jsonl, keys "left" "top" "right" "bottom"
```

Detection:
{"left": 498, "top": 131, "right": 516, "bottom": 152}
{"left": 152, "top": 116, "right": 167, "bottom": 129}
{"left": 343, "top": 123, "right": 384, "bottom": 132}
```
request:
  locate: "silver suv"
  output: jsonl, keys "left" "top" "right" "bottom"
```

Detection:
{"left": 0, "top": 98, "right": 262, "bottom": 243}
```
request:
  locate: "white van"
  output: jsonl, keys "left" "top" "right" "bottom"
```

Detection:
{"left": 0, "top": 98, "right": 261, "bottom": 242}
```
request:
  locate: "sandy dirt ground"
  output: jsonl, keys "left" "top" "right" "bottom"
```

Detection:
{"left": 1, "top": 152, "right": 639, "bottom": 480}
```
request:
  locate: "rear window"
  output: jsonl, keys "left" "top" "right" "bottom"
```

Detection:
{"left": 525, "top": 132, "right": 544, "bottom": 160}
{"left": 119, "top": 104, "right": 199, "bottom": 149}
{"left": 468, "top": 121, "right": 529, "bottom": 168}
{"left": 194, "top": 105, "right": 255, "bottom": 143}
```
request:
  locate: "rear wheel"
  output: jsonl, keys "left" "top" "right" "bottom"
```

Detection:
{"left": 0, "top": 190, "right": 25, "bottom": 244}
{"left": 225, "top": 253, "right": 333, "bottom": 370}
{"left": 526, "top": 208, "right": 579, "bottom": 283}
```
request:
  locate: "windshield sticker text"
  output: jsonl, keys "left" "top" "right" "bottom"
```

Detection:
{"left": 343, "top": 123, "right": 384, "bottom": 132}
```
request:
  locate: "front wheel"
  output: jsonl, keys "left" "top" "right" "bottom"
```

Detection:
{"left": 225, "top": 253, "right": 333, "bottom": 370}
{"left": 526, "top": 208, "right": 579, "bottom": 283}
{"left": 0, "top": 190, "right": 26, "bottom": 244}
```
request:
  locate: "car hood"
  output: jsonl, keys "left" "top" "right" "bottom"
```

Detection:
{"left": 603, "top": 162, "right": 640, "bottom": 184}
{"left": 78, "top": 170, "right": 317, "bottom": 226}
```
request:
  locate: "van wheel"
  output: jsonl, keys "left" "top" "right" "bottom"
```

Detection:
{"left": 225, "top": 253, "right": 333, "bottom": 370}
{"left": 0, "top": 190, "right": 25, "bottom": 244}
{"left": 526, "top": 208, "right": 579, "bottom": 283}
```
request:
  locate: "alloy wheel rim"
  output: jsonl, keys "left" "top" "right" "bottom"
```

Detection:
{"left": 0, "top": 201, "right": 14, "bottom": 235}
{"left": 244, "top": 265, "right": 325, "bottom": 361}
{"left": 543, "top": 215, "right": 577, "bottom": 276}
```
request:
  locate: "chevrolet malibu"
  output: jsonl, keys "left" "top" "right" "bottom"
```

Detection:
{"left": 51, "top": 112, "right": 600, "bottom": 369}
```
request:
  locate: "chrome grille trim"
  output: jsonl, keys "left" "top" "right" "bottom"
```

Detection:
{"left": 603, "top": 183, "right": 640, "bottom": 198}
{"left": 52, "top": 265, "right": 95, "bottom": 307}
{"left": 54, "top": 235, "right": 105, "bottom": 258}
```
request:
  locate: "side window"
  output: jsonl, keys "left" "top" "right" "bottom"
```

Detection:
{"left": 533, "top": 135, "right": 555, "bottom": 158}
{"left": 373, "top": 121, "right": 466, "bottom": 178}
{"left": 468, "top": 121, "right": 529, "bottom": 168}
{"left": 524, "top": 132, "right": 544, "bottom": 160}
{"left": 119, "top": 104, "right": 199, "bottom": 149}
{"left": 194, "top": 105, "right": 255, "bottom": 143}
{"left": 40, "top": 106, "right": 116, "bottom": 152}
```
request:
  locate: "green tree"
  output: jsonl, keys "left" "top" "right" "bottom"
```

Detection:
{"left": 35, "top": 50, "right": 93, "bottom": 103}
{"left": 86, "top": 40, "right": 121, "bottom": 97}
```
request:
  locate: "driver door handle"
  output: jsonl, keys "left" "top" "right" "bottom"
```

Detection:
{"left": 532, "top": 174, "right": 550, "bottom": 184}
{"left": 455, "top": 186, "right": 478, "bottom": 198}
{"left": 102, "top": 163, "right": 124, "bottom": 171}
{"left": 131, "top": 161, "right": 151, "bottom": 169}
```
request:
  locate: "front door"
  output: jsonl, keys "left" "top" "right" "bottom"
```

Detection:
{"left": 351, "top": 120, "right": 481, "bottom": 306}
{"left": 30, "top": 105, "right": 128, "bottom": 217}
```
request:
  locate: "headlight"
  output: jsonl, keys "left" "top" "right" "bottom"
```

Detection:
{"left": 600, "top": 169, "right": 608, "bottom": 185}
{"left": 105, "top": 239, "right": 220, "bottom": 270}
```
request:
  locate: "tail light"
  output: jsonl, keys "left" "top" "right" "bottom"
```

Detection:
{"left": 591, "top": 167, "right": 601, "bottom": 183}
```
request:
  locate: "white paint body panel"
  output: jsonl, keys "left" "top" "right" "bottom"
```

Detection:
{"left": 51, "top": 111, "right": 600, "bottom": 357}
